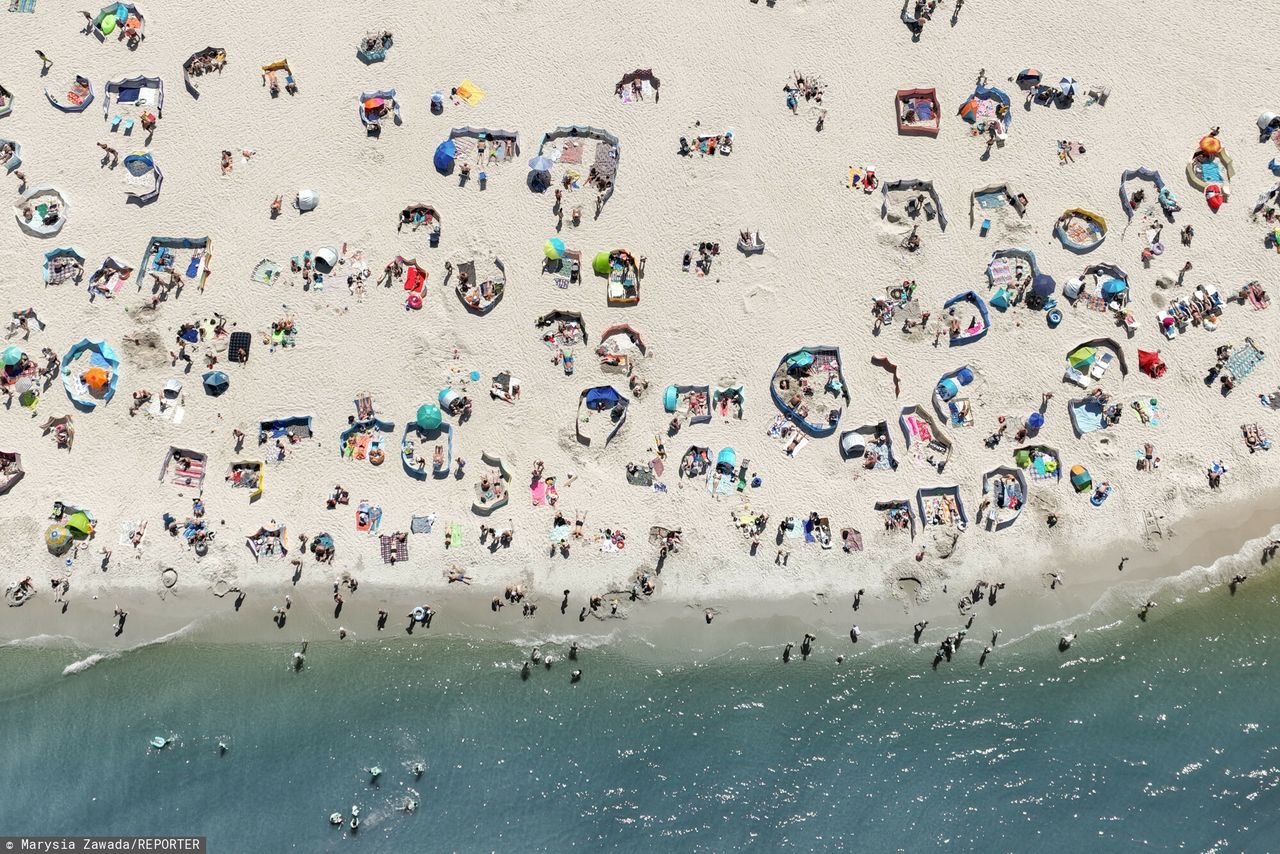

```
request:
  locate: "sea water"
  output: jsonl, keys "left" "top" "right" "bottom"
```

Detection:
{"left": 2, "top": 575, "right": 1278, "bottom": 852}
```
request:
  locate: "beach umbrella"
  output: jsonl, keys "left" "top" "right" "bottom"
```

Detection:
{"left": 1059, "top": 77, "right": 1079, "bottom": 97}
{"left": 592, "top": 251, "right": 611, "bottom": 276}
{"left": 1067, "top": 346, "right": 1097, "bottom": 369}
{"left": 45, "top": 524, "right": 71, "bottom": 553}
{"left": 1027, "top": 412, "right": 1045, "bottom": 430}
{"left": 1199, "top": 135, "right": 1222, "bottom": 156}
{"left": 314, "top": 533, "right": 334, "bottom": 549}
{"left": 528, "top": 155, "right": 554, "bottom": 172}
{"left": 1101, "top": 278, "right": 1128, "bottom": 298}
{"left": 100, "top": 12, "right": 117, "bottom": 33}
{"left": 65, "top": 511, "right": 93, "bottom": 536}
{"left": 544, "top": 237, "right": 565, "bottom": 260}
{"left": 438, "top": 387, "right": 460, "bottom": 409}
{"left": 83, "top": 366, "right": 110, "bottom": 390}
{"left": 1032, "top": 274, "right": 1056, "bottom": 298}
{"left": 787, "top": 350, "right": 815, "bottom": 369}
{"left": 415, "top": 403, "right": 442, "bottom": 430}
{"left": 2, "top": 346, "right": 22, "bottom": 366}
{"left": 201, "top": 370, "right": 229, "bottom": 396}
{"left": 958, "top": 98, "right": 978, "bottom": 122}
{"left": 363, "top": 97, "right": 384, "bottom": 113}
{"left": 296, "top": 189, "right": 319, "bottom": 212}
{"left": 1015, "top": 68, "right": 1042, "bottom": 88}
{"left": 433, "top": 139, "right": 456, "bottom": 173}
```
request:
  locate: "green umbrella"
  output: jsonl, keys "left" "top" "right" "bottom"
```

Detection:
{"left": 416, "top": 403, "right": 442, "bottom": 431}
{"left": 66, "top": 511, "right": 93, "bottom": 536}
{"left": 2, "top": 346, "right": 22, "bottom": 367}
{"left": 592, "top": 251, "right": 611, "bottom": 276}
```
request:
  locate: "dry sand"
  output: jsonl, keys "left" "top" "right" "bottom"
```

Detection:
{"left": 1, "top": 0, "right": 1278, "bottom": 643}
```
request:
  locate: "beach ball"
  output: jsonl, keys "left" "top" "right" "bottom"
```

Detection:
{"left": 100, "top": 13, "right": 117, "bottom": 33}
{"left": 544, "top": 237, "right": 566, "bottom": 260}
{"left": 1199, "top": 135, "right": 1222, "bottom": 156}
{"left": 2, "top": 345, "right": 22, "bottom": 366}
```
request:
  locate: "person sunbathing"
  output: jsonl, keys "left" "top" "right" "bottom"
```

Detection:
{"left": 432, "top": 445, "right": 445, "bottom": 468}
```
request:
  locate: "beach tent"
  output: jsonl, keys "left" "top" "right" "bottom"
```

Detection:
{"left": 358, "top": 89, "right": 401, "bottom": 130}
{"left": 122, "top": 151, "right": 162, "bottom": 203}
{"left": 616, "top": 69, "right": 660, "bottom": 101}
{"left": 1, "top": 138, "right": 22, "bottom": 174}
{"left": 1138, "top": 349, "right": 1167, "bottom": 379}
{"left": 103, "top": 75, "right": 164, "bottom": 119}
{"left": 969, "top": 183, "right": 1027, "bottom": 228}
{"left": 433, "top": 139, "right": 456, "bottom": 173}
{"left": 14, "top": 185, "right": 69, "bottom": 236}
{"left": 93, "top": 3, "right": 145, "bottom": 42}
{"left": 576, "top": 385, "right": 629, "bottom": 447}
{"left": 1119, "top": 167, "right": 1168, "bottom": 218}
{"left": 0, "top": 450, "right": 23, "bottom": 496}
{"left": 43, "top": 247, "right": 86, "bottom": 285}
{"left": 1055, "top": 208, "right": 1107, "bottom": 253}
{"left": 895, "top": 88, "right": 940, "bottom": 137}
{"left": 472, "top": 452, "right": 512, "bottom": 515}
{"left": 1069, "top": 465, "right": 1092, "bottom": 492}
{"left": 137, "top": 236, "right": 212, "bottom": 290}
{"left": 45, "top": 75, "right": 95, "bottom": 112}
{"left": 881, "top": 178, "right": 948, "bottom": 230}
{"left": 943, "top": 291, "right": 990, "bottom": 345}
{"left": 183, "top": 47, "right": 227, "bottom": 97}
{"left": 60, "top": 338, "right": 120, "bottom": 409}
{"left": 535, "top": 125, "right": 620, "bottom": 208}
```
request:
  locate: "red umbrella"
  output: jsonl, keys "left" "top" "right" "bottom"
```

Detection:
{"left": 1138, "top": 350, "right": 1166, "bottom": 378}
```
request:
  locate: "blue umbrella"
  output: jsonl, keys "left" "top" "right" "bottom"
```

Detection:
{"left": 1101, "top": 278, "right": 1127, "bottom": 298}
{"left": 433, "top": 139, "right": 456, "bottom": 173}
{"left": 201, "top": 370, "right": 229, "bottom": 396}
{"left": 528, "top": 155, "right": 553, "bottom": 172}
{"left": 1027, "top": 412, "right": 1045, "bottom": 430}
{"left": 1032, "top": 274, "right": 1056, "bottom": 298}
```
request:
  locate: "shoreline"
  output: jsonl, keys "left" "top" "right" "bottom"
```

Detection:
{"left": 8, "top": 487, "right": 1278, "bottom": 659}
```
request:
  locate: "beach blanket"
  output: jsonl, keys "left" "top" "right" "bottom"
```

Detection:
{"left": 379, "top": 534, "right": 408, "bottom": 564}
{"left": 988, "top": 258, "right": 1014, "bottom": 289}
{"left": 531, "top": 480, "right": 547, "bottom": 506}
{"left": 410, "top": 514, "right": 434, "bottom": 534}
{"left": 592, "top": 142, "right": 618, "bottom": 181}
{"left": 1071, "top": 400, "right": 1105, "bottom": 434}
{"left": 1225, "top": 344, "right": 1265, "bottom": 380}
{"left": 118, "top": 520, "right": 140, "bottom": 546}
{"left": 456, "top": 79, "right": 485, "bottom": 106}
{"left": 559, "top": 139, "right": 583, "bottom": 165}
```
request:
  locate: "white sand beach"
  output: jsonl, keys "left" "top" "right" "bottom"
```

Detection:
{"left": 2, "top": 0, "right": 1279, "bottom": 641}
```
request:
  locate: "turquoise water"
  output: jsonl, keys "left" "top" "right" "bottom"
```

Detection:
{"left": 3, "top": 578, "right": 1279, "bottom": 852}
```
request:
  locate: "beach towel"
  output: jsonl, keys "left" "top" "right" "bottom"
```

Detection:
{"left": 354, "top": 433, "right": 371, "bottom": 460}
{"left": 118, "top": 520, "right": 140, "bottom": 546}
{"left": 356, "top": 503, "right": 373, "bottom": 531}
{"left": 1071, "top": 400, "right": 1105, "bottom": 433}
{"left": 410, "top": 514, "right": 434, "bottom": 534}
{"left": 447, "top": 522, "right": 463, "bottom": 548}
{"left": 456, "top": 79, "right": 485, "bottom": 106}
{"left": 988, "top": 258, "right": 1014, "bottom": 289}
{"left": 185, "top": 255, "right": 202, "bottom": 278}
{"left": 1201, "top": 160, "right": 1222, "bottom": 182}
{"left": 560, "top": 139, "right": 583, "bottom": 164}
{"left": 531, "top": 480, "right": 547, "bottom": 506}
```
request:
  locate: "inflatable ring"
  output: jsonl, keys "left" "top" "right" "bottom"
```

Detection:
{"left": 369, "top": 449, "right": 386, "bottom": 466}
{"left": 1046, "top": 309, "right": 1062, "bottom": 328}
{"left": 194, "top": 541, "right": 208, "bottom": 557}
{"left": 406, "top": 293, "right": 423, "bottom": 310}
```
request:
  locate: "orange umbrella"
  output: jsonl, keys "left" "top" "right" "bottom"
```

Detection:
{"left": 83, "top": 367, "right": 110, "bottom": 390}
{"left": 1199, "top": 135, "right": 1222, "bottom": 155}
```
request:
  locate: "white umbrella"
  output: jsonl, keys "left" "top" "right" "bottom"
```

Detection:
{"left": 1259, "top": 112, "right": 1279, "bottom": 132}
{"left": 295, "top": 189, "right": 319, "bottom": 211}
{"left": 528, "top": 155, "right": 553, "bottom": 172}
{"left": 1059, "top": 77, "right": 1080, "bottom": 97}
